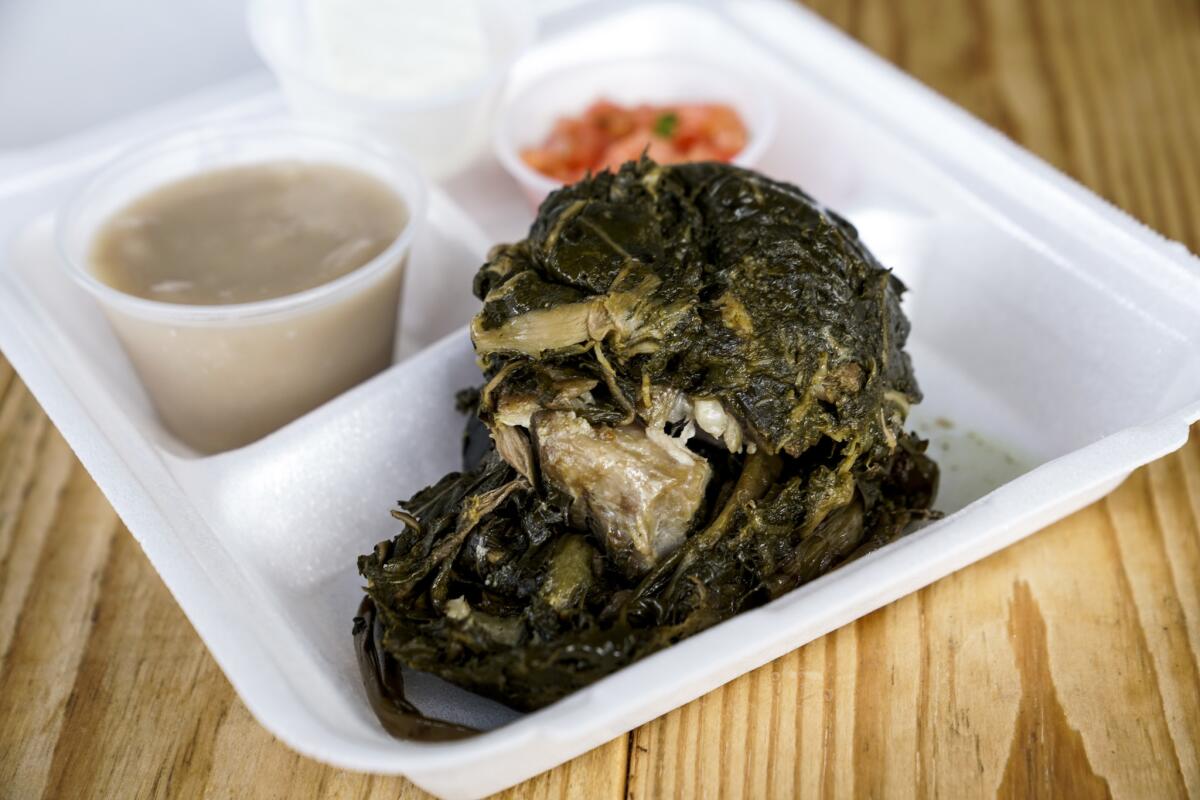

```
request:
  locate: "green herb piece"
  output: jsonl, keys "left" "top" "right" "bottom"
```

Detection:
{"left": 652, "top": 110, "right": 679, "bottom": 138}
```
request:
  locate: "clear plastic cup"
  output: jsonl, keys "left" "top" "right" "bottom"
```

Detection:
{"left": 248, "top": 0, "right": 536, "bottom": 178}
{"left": 56, "top": 121, "right": 427, "bottom": 454}
{"left": 494, "top": 56, "right": 778, "bottom": 207}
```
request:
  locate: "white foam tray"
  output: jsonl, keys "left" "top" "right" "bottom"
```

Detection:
{"left": 2, "top": 2, "right": 1198, "bottom": 797}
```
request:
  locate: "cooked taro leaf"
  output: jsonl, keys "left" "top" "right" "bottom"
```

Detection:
{"left": 358, "top": 159, "right": 939, "bottom": 717}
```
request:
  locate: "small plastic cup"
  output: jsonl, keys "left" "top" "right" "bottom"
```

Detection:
{"left": 494, "top": 55, "right": 778, "bottom": 207}
{"left": 56, "top": 121, "right": 427, "bottom": 454}
{"left": 248, "top": 0, "right": 536, "bottom": 178}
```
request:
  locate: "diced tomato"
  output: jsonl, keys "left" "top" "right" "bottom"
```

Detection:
{"left": 520, "top": 98, "right": 748, "bottom": 183}
{"left": 598, "top": 134, "right": 684, "bottom": 173}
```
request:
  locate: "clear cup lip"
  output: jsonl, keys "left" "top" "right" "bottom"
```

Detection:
{"left": 493, "top": 54, "right": 780, "bottom": 201}
{"left": 246, "top": 0, "right": 538, "bottom": 114}
{"left": 55, "top": 119, "right": 429, "bottom": 327}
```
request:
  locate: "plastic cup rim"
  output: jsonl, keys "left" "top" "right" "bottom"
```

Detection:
{"left": 55, "top": 118, "right": 429, "bottom": 326}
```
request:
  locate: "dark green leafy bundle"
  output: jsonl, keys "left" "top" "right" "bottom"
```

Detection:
{"left": 357, "top": 159, "right": 938, "bottom": 717}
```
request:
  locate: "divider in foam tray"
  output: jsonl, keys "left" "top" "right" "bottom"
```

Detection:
{"left": 0, "top": 1, "right": 1198, "bottom": 797}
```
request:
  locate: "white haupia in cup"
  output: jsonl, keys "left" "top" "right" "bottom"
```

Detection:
{"left": 248, "top": 0, "right": 536, "bottom": 178}
{"left": 56, "top": 121, "right": 428, "bottom": 454}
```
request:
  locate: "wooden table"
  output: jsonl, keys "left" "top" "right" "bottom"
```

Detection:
{"left": 2, "top": 1, "right": 1198, "bottom": 797}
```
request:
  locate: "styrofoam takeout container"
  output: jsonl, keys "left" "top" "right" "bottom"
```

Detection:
{"left": 1, "top": 2, "right": 1198, "bottom": 797}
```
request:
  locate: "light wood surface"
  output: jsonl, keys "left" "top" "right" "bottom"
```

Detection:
{"left": 2, "top": 1, "right": 1198, "bottom": 798}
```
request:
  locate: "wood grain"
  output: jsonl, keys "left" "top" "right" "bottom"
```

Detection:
{"left": 1, "top": 1, "right": 1198, "bottom": 798}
